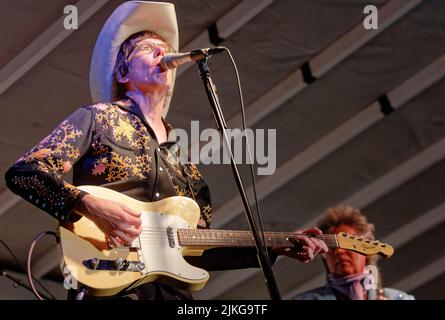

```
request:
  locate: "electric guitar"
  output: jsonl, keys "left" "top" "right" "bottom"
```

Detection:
{"left": 58, "top": 185, "right": 394, "bottom": 296}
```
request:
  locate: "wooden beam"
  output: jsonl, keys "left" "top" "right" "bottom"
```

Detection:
{"left": 391, "top": 255, "right": 445, "bottom": 293}
{"left": 0, "top": 0, "right": 110, "bottom": 97}
{"left": 0, "top": 189, "right": 20, "bottom": 218}
{"left": 177, "top": 0, "right": 274, "bottom": 76}
{"left": 310, "top": 0, "right": 422, "bottom": 77}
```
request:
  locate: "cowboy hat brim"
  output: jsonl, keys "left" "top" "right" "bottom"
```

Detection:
{"left": 90, "top": 1, "right": 178, "bottom": 117}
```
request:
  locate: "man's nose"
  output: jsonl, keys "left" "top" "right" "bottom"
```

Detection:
{"left": 153, "top": 46, "right": 166, "bottom": 58}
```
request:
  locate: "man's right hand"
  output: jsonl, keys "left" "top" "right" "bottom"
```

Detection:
{"left": 75, "top": 194, "right": 142, "bottom": 247}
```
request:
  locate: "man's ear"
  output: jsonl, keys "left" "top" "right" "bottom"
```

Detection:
{"left": 115, "top": 69, "right": 130, "bottom": 84}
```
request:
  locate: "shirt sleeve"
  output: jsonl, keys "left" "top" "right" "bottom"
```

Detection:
{"left": 4, "top": 107, "right": 95, "bottom": 222}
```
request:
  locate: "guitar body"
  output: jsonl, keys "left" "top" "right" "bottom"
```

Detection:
{"left": 58, "top": 185, "right": 209, "bottom": 297}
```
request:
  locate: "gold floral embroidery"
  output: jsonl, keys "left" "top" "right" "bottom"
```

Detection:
{"left": 113, "top": 117, "right": 136, "bottom": 142}
{"left": 24, "top": 148, "right": 51, "bottom": 161}
{"left": 187, "top": 163, "right": 203, "bottom": 181}
{"left": 202, "top": 204, "right": 212, "bottom": 225}
{"left": 92, "top": 103, "right": 118, "bottom": 130}
{"left": 164, "top": 150, "right": 183, "bottom": 176}
{"left": 93, "top": 104, "right": 151, "bottom": 151}
{"left": 23, "top": 121, "right": 82, "bottom": 173}
{"left": 130, "top": 134, "right": 151, "bottom": 150}
{"left": 133, "top": 155, "right": 152, "bottom": 179}
{"left": 91, "top": 141, "right": 152, "bottom": 180}
{"left": 174, "top": 185, "right": 193, "bottom": 198}
{"left": 106, "top": 152, "right": 132, "bottom": 182}
{"left": 63, "top": 182, "right": 81, "bottom": 199}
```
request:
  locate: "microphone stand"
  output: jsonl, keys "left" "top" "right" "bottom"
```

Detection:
{"left": 195, "top": 56, "right": 282, "bottom": 300}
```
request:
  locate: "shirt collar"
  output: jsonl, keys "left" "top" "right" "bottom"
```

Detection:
{"left": 113, "top": 96, "right": 173, "bottom": 136}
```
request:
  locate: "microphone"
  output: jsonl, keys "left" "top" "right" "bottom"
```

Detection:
{"left": 159, "top": 47, "right": 225, "bottom": 71}
{"left": 364, "top": 265, "right": 379, "bottom": 300}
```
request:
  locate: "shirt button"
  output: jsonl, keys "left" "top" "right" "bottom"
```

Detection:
{"left": 159, "top": 167, "right": 163, "bottom": 172}
{"left": 155, "top": 192, "right": 160, "bottom": 198}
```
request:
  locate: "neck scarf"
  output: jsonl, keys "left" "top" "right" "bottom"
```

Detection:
{"left": 327, "top": 272, "right": 370, "bottom": 300}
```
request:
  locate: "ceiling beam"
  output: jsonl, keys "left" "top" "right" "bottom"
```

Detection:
{"left": 177, "top": 0, "right": 274, "bottom": 77}
{"left": 310, "top": 0, "right": 422, "bottom": 77}
{"left": 283, "top": 201, "right": 445, "bottom": 298}
{"left": 391, "top": 255, "right": 445, "bottom": 293}
{"left": 196, "top": 137, "right": 445, "bottom": 299}
{"left": 0, "top": 0, "right": 110, "bottom": 97}
{"left": 0, "top": 189, "right": 20, "bottom": 218}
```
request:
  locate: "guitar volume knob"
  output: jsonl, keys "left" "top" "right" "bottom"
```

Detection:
{"left": 114, "top": 258, "right": 126, "bottom": 270}
{"left": 91, "top": 258, "right": 100, "bottom": 269}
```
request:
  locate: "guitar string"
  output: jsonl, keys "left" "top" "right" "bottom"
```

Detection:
{"left": 139, "top": 228, "right": 339, "bottom": 239}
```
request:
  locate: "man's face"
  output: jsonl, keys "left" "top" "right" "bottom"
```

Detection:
{"left": 325, "top": 224, "right": 367, "bottom": 276}
{"left": 124, "top": 37, "right": 173, "bottom": 92}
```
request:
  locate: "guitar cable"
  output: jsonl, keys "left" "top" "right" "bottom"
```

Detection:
{"left": 26, "top": 231, "right": 59, "bottom": 300}
{"left": 220, "top": 48, "right": 270, "bottom": 258}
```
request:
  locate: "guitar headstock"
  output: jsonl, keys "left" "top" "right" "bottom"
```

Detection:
{"left": 335, "top": 232, "right": 394, "bottom": 258}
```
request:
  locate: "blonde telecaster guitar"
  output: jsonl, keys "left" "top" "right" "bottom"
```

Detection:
{"left": 58, "top": 185, "right": 394, "bottom": 296}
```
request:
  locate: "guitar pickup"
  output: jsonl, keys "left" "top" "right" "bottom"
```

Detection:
{"left": 167, "top": 226, "right": 176, "bottom": 248}
{"left": 83, "top": 258, "right": 145, "bottom": 272}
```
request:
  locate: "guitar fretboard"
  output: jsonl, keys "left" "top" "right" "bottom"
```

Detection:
{"left": 177, "top": 229, "right": 338, "bottom": 249}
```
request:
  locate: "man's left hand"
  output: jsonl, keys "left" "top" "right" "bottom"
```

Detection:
{"left": 274, "top": 227, "right": 328, "bottom": 263}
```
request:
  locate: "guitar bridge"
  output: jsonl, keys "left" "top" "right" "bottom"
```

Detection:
{"left": 83, "top": 258, "right": 145, "bottom": 272}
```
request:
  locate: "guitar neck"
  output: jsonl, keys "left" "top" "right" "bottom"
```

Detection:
{"left": 177, "top": 229, "right": 338, "bottom": 249}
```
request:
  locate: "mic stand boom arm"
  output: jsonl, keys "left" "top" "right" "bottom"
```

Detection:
{"left": 195, "top": 56, "right": 282, "bottom": 300}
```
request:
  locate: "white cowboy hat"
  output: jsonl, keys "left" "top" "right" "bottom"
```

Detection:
{"left": 90, "top": 1, "right": 178, "bottom": 117}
